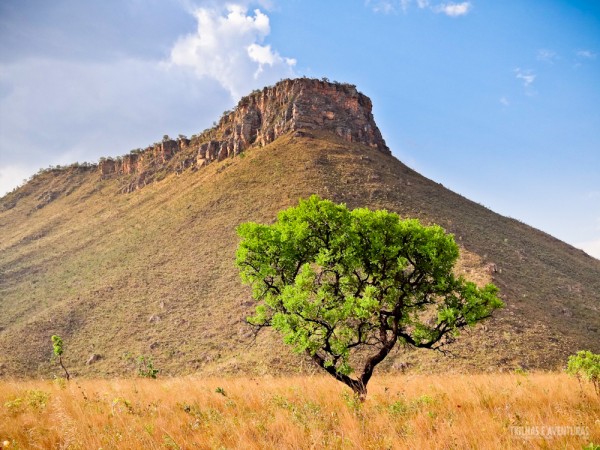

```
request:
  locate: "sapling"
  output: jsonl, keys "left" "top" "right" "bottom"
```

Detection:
{"left": 51, "top": 335, "right": 70, "bottom": 380}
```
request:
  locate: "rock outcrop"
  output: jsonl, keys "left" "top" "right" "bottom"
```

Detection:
{"left": 98, "top": 78, "right": 389, "bottom": 191}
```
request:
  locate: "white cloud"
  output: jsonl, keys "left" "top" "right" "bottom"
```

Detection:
{"left": 168, "top": 4, "right": 296, "bottom": 99}
{"left": 247, "top": 43, "right": 277, "bottom": 66}
{"left": 574, "top": 239, "right": 600, "bottom": 260}
{"left": 366, "top": 0, "right": 470, "bottom": 15}
{"left": 537, "top": 49, "right": 558, "bottom": 63}
{"left": 0, "top": 3, "right": 298, "bottom": 196}
{"left": 434, "top": 2, "right": 472, "bottom": 17}
{"left": 499, "top": 96, "right": 509, "bottom": 106}
{"left": 248, "top": 43, "right": 297, "bottom": 77}
{"left": 514, "top": 68, "right": 536, "bottom": 87}
{"left": 576, "top": 49, "right": 597, "bottom": 60}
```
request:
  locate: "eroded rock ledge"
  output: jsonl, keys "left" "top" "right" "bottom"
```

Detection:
{"left": 98, "top": 78, "right": 389, "bottom": 192}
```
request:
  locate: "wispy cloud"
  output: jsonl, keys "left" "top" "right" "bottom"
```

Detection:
{"left": 366, "top": 0, "right": 472, "bottom": 16}
{"left": 365, "top": 0, "right": 398, "bottom": 14}
{"left": 169, "top": 4, "right": 296, "bottom": 99}
{"left": 499, "top": 96, "right": 509, "bottom": 107}
{"left": 537, "top": 49, "right": 558, "bottom": 63}
{"left": 434, "top": 2, "right": 472, "bottom": 17}
{"left": 514, "top": 68, "right": 536, "bottom": 87}
{"left": 576, "top": 49, "right": 597, "bottom": 60}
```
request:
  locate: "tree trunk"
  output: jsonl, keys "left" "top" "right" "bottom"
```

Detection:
{"left": 59, "top": 356, "right": 70, "bottom": 380}
{"left": 308, "top": 351, "right": 369, "bottom": 400}
{"left": 350, "top": 380, "right": 368, "bottom": 402}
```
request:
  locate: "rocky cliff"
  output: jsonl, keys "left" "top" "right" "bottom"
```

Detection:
{"left": 98, "top": 78, "right": 389, "bottom": 192}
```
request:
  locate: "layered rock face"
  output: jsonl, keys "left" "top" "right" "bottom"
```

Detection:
{"left": 98, "top": 78, "right": 389, "bottom": 191}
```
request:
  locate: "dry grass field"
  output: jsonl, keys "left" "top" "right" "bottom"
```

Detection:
{"left": 1, "top": 372, "right": 598, "bottom": 449}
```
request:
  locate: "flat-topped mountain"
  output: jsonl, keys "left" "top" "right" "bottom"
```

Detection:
{"left": 1, "top": 79, "right": 598, "bottom": 378}
{"left": 97, "top": 78, "right": 388, "bottom": 193}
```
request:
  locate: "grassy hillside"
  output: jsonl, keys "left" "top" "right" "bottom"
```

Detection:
{"left": 1, "top": 130, "right": 599, "bottom": 378}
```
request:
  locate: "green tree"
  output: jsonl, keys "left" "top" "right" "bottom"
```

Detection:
{"left": 236, "top": 196, "right": 503, "bottom": 399}
{"left": 567, "top": 350, "right": 600, "bottom": 397}
{"left": 51, "top": 335, "right": 70, "bottom": 380}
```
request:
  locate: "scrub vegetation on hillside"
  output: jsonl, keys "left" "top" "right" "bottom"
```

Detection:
{"left": 1, "top": 132, "right": 599, "bottom": 378}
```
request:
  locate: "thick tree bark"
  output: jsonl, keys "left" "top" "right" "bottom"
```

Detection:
{"left": 309, "top": 351, "right": 382, "bottom": 401}
{"left": 308, "top": 351, "right": 368, "bottom": 399}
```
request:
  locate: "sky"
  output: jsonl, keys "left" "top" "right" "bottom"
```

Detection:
{"left": 0, "top": 0, "right": 599, "bottom": 258}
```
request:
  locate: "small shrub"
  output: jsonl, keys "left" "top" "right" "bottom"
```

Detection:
{"left": 4, "top": 390, "right": 50, "bottom": 415}
{"left": 414, "top": 394, "right": 435, "bottom": 406}
{"left": 388, "top": 394, "right": 436, "bottom": 417}
{"left": 137, "top": 356, "right": 159, "bottom": 379}
{"left": 514, "top": 367, "right": 528, "bottom": 376}
{"left": 215, "top": 387, "right": 226, "bottom": 396}
{"left": 567, "top": 350, "right": 600, "bottom": 397}
{"left": 53, "top": 377, "right": 67, "bottom": 389}
{"left": 4, "top": 397, "right": 24, "bottom": 415}
{"left": 341, "top": 391, "right": 363, "bottom": 415}
{"left": 111, "top": 397, "right": 135, "bottom": 415}
{"left": 389, "top": 400, "right": 410, "bottom": 416}
{"left": 26, "top": 390, "right": 50, "bottom": 410}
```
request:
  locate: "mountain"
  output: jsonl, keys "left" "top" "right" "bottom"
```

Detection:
{"left": 1, "top": 78, "right": 598, "bottom": 378}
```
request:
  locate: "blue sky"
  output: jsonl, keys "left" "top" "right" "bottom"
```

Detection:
{"left": 0, "top": 0, "right": 598, "bottom": 258}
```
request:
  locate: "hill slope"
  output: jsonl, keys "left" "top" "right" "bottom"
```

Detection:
{"left": 1, "top": 80, "right": 598, "bottom": 378}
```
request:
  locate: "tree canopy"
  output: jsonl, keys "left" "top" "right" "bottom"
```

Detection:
{"left": 236, "top": 196, "right": 503, "bottom": 398}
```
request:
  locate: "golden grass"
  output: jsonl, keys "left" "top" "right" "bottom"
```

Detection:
{"left": 1, "top": 373, "right": 597, "bottom": 449}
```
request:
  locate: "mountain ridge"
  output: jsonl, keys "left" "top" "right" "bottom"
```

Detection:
{"left": 100, "top": 78, "right": 390, "bottom": 194}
